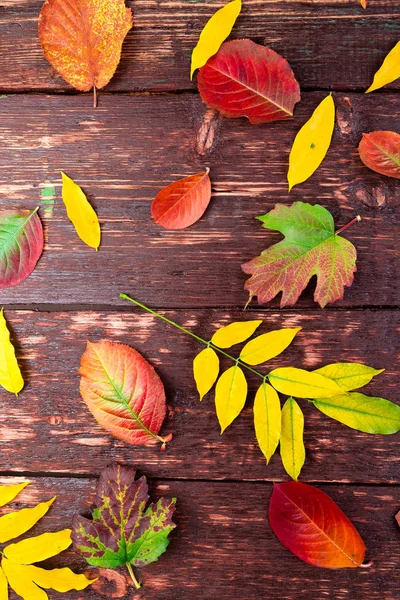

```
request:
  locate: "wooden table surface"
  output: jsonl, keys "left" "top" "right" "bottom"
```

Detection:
{"left": 0, "top": 1, "right": 399, "bottom": 598}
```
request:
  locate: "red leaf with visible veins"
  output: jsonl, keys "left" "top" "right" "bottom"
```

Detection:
{"left": 269, "top": 482, "right": 366, "bottom": 569}
{"left": 79, "top": 341, "right": 171, "bottom": 447}
{"left": 197, "top": 39, "right": 300, "bottom": 124}
{"left": 359, "top": 131, "right": 400, "bottom": 179}
{"left": 151, "top": 170, "right": 211, "bottom": 229}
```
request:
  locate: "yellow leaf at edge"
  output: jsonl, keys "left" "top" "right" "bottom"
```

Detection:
{"left": 240, "top": 328, "right": 301, "bottom": 366}
{"left": 254, "top": 382, "right": 281, "bottom": 464}
{"left": 193, "top": 347, "right": 220, "bottom": 401}
{"left": 61, "top": 172, "right": 101, "bottom": 250}
{"left": 4, "top": 529, "right": 72, "bottom": 565}
{"left": 288, "top": 94, "right": 335, "bottom": 191}
{"left": 0, "top": 497, "right": 55, "bottom": 544}
{"left": 215, "top": 365, "right": 247, "bottom": 433}
{"left": 190, "top": 0, "right": 242, "bottom": 78}
{"left": 211, "top": 320, "right": 262, "bottom": 349}
{"left": 314, "top": 363, "right": 384, "bottom": 392}
{"left": 0, "top": 567, "right": 8, "bottom": 600}
{"left": 24, "top": 564, "right": 95, "bottom": 593}
{"left": 0, "top": 482, "right": 30, "bottom": 509}
{"left": 0, "top": 309, "right": 24, "bottom": 395}
{"left": 280, "top": 397, "right": 305, "bottom": 481}
{"left": 366, "top": 41, "right": 400, "bottom": 93}
{"left": 2, "top": 559, "right": 47, "bottom": 600}
{"left": 268, "top": 367, "right": 342, "bottom": 399}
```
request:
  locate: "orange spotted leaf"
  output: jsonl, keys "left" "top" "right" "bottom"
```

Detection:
{"left": 359, "top": 131, "right": 400, "bottom": 179}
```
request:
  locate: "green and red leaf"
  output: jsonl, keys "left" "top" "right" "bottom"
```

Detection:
{"left": 359, "top": 131, "right": 400, "bottom": 179}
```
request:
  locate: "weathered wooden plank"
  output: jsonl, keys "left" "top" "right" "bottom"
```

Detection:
{"left": 0, "top": 93, "right": 399, "bottom": 308}
{"left": 0, "top": 475, "right": 398, "bottom": 600}
{"left": 0, "top": 309, "right": 398, "bottom": 483}
{"left": 0, "top": 1, "right": 399, "bottom": 93}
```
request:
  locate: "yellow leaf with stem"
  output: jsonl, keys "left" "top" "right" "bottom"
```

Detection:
{"left": 0, "top": 482, "right": 29, "bottom": 508}
{"left": 280, "top": 397, "right": 305, "bottom": 480}
{"left": 61, "top": 172, "right": 101, "bottom": 250}
{"left": 211, "top": 320, "right": 262, "bottom": 349}
{"left": 4, "top": 530, "right": 72, "bottom": 564}
{"left": 193, "top": 347, "right": 220, "bottom": 401}
{"left": 0, "top": 498, "right": 55, "bottom": 543}
{"left": 254, "top": 382, "right": 281, "bottom": 464}
{"left": 240, "top": 328, "right": 301, "bottom": 365}
{"left": 215, "top": 365, "right": 247, "bottom": 433}
{"left": 314, "top": 363, "right": 384, "bottom": 392}
{"left": 268, "top": 367, "right": 342, "bottom": 399}
{"left": 0, "top": 309, "right": 24, "bottom": 395}
{"left": 366, "top": 41, "right": 400, "bottom": 93}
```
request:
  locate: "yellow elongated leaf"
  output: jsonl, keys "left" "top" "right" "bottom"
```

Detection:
{"left": 254, "top": 382, "right": 281, "bottom": 464}
{"left": 2, "top": 559, "right": 47, "bottom": 600}
{"left": 190, "top": 0, "right": 242, "bottom": 79}
{"left": 0, "top": 498, "right": 55, "bottom": 543}
{"left": 288, "top": 94, "right": 335, "bottom": 191}
{"left": 314, "top": 363, "right": 384, "bottom": 392}
{"left": 211, "top": 320, "right": 262, "bottom": 349}
{"left": 215, "top": 365, "right": 247, "bottom": 433}
{"left": 240, "top": 328, "right": 301, "bottom": 365}
{"left": 193, "top": 347, "right": 220, "bottom": 401}
{"left": 366, "top": 41, "right": 400, "bottom": 93}
{"left": 4, "top": 529, "right": 72, "bottom": 565}
{"left": 0, "top": 309, "right": 24, "bottom": 395}
{"left": 0, "top": 567, "right": 8, "bottom": 600}
{"left": 0, "top": 482, "right": 29, "bottom": 509}
{"left": 61, "top": 172, "right": 101, "bottom": 250}
{"left": 280, "top": 397, "right": 305, "bottom": 480}
{"left": 24, "top": 564, "right": 94, "bottom": 593}
{"left": 269, "top": 367, "right": 342, "bottom": 399}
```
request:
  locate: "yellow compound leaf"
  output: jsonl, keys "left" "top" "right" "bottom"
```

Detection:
{"left": 4, "top": 530, "right": 72, "bottom": 565}
{"left": 0, "top": 482, "right": 29, "bottom": 509}
{"left": 280, "top": 397, "right": 305, "bottom": 481}
{"left": 0, "top": 498, "right": 55, "bottom": 544}
{"left": 61, "top": 172, "right": 101, "bottom": 250}
{"left": 0, "top": 309, "right": 24, "bottom": 395}
{"left": 288, "top": 94, "right": 335, "bottom": 191}
{"left": 211, "top": 320, "right": 262, "bottom": 349}
{"left": 366, "top": 41, "right": 400, "bottom": 93}
{"left": 254, "top": 382, "right": 281, "bottom": 464}
{"left": 2, "top": 559, "right": 47, "bottom": 600}
{"left": 193, "top": 347, "right": 220, "bottom": 401}
{"left": 268, "top": 367, "right": 342, "bottom": 399}
{"left": 240, "top": 328, "right": 301, "bottom": 366}
{"left": 22, "top": 564, "right": 94, "bottom": 593}
{"left": 314, "top": 363, "right": 384, "bottom": 392}
{"left": 0, "top": 567, "right": 7, "bottom": 600}
{"left": 215, "top": 365, "right": 247, "bottom": 433}
{"left": 190, "top": 0, "right": 242, "bottom": 79}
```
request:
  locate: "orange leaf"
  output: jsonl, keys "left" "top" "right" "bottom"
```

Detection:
{"left": 359, "top": 0, "right": 367, "bottom": 8}
{"left": 358, "top": 131, "right": 400, "bottom": 179}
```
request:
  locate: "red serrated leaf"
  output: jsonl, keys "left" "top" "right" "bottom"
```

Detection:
{"left": 269, "top": 482, "right": 366, "bottom": 569}
{"left": 79, "top": 341, "right": 170, "bottom": 447}
{"left": 197, "top": 39, "right": 301, "bottom": 124}
{"left": 359, "top": 131, "right": 400, "bottom": 179}
{"left": 151, "top": 170, "right": 211, "bottom": 229}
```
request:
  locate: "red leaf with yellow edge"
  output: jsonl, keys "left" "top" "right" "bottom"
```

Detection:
{"left": 79, "top": 341, "right": 171, "bottom": 447}
{"left": 359, "top": 131, "right": 400, "bottom": 179}
{"left": 198, "top": 39, "right": 300, "bottom": 124}
{"left": 269, "top": 482, "right": 367, "bottom": 569}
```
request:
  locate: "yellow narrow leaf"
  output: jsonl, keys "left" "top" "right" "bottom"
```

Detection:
{"left": 268, "top": 367, "right": 342, "bottom": 399}
{"left": 0, "top": 482, "right": 30, "bottom": 509}
{"left": 193, "top": 347, "right": 220, "bottom": 401}
{"left": 288, "top": 94, "right": 335, "bottom": 191}
{"left": 240, "top": 328, "right": 301, "bottom": 366}
{"left": 190, "top": 0, "right": 242, "bottom": 79}
{"left": 211, "top": 320, "right": 262, "bottom": 348}
{"left": 0, "top": 497, "right": 55, "bottom": 544}
{"left": 2, "top": 559, "right": 47, "bottom": 600}
{"left": 280, "top": 397, "right": 305, "bottom": 480}
{"left": 0, "top": 309, "right": 24, "bottom": 395}
{"left": 25, "top": 565, "right": 95, "bottom": 593}
{"left": 254, "top": 382, "right": 281, "bottom": 464}
{"left": 215, "top": 365, "right": 247, "bottom": 433}
{"left": 4, "top": 529, "right": 72, "bottom": 565}
{"left": 366, "top": 41, "right": 400, "bottom": 93}
{"left": 61, "top": 171, "right": 101, "bottom": 250}
{"left": 0, "top": 567, "right": 8, "bottom": 600}
{"left": 314, "top": 363, "right": 384, "bottom": 392}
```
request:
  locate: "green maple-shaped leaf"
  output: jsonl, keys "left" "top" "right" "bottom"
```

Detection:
{"left": 242, "top": 202, "right": 359, "bottom": 308}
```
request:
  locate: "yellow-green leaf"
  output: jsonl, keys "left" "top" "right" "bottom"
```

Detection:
{"left": 0, "top": 309, "right": 24, "bottom": 395}
{"left": 314, "top": 363, "right": 384, "bottom": 392}
{"left": 2, "top": 558, "right": 47, "bottom": 600}
{"left": 366, "top": 41, "right": 400, "bottom": 93}
{"left": 0, "top": 497, "right": 55, "bottom": 544}
{"left": 0, "top": 482, "right": 29, "bottom": 509}
{"left": 211, "top": 320, "right": 262, "bottom": 349}
{"left": 280, "top": 397, "right": 305, "bottom": 480}
{"left": 61, "top": 171, "right": 100, "bottom": 250}
{"left": 288, "top": 94, "right": 335, "bottom": 191}
{"left": 215, "top": 365, "right": 247, "bottom": 433}
{"left": 4, "top": 529, "right": 72, "bottom": 565}
{"left": 240, "top": 328, "right": 301, "bottom": 365}
{"left": 0, "top": 566, "right": 7, "bottom": 600}
{"left": 24, "top": 564, "right": 94, "bottom": 593}
{"left": 193, "top": 347, "right": 220, "bottom": 401}
{"left": 190, "top": 0, "right": 242, "bottom": 79}
{"left": 254, "top": 382, "right": 281, "bottom": 464}
{"left": 269, "top": 367, "right": 342, "bottom": 399}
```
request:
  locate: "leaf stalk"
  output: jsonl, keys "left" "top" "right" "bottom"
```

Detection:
{"left": 335, "top": 215, "right": 361, "bottom": 236}
{"left": 126, "top": 562, "right": 141, "bottom": 589}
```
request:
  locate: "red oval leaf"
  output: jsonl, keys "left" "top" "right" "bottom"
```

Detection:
{"left": 359, "top": 131, "right": 400, "bottom": 179}
{"left": 79, "top": 341, "right": 170, "bottom": 446}
{"left": 0, "top": 208, "right": 43, "bottom": 289}
{"left": 197, "top": 39, "right": 301, "bottom": 124}
{"left": 269, "top": 482, "right": 366, "bottom": 569}
{"left": 151, "top": 170, "right": 211, "bottom": 229}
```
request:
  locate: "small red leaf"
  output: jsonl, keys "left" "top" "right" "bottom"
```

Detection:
{"left": 151, "top": 170, "right": 211, "bottom": 229}
{"left": 197, "top": 39, "right": 300, "bottom": 124}
{"left": 359, "top": 131, "right": 400, "bottom": 179}
{"left": 269, "top": 482, "right": 366, "bottom": 569}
